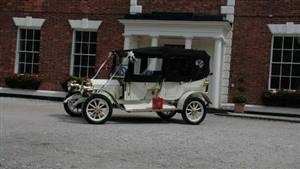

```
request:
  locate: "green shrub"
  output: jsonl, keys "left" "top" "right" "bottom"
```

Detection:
{"left": 232, "top": 95, "right": 247, "bottom": 103}
{"left": 5, "top": 74, "right": 41, "bottom": 90}
{"left": 262, "top": 90, "right": 300, "bottom": 107}
{"left": 232, "top": 77, "right": 247, "bottom": 104}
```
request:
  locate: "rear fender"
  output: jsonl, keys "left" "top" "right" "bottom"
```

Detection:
{"left": 177, "top": 91, "right": 211, "bottom": 110}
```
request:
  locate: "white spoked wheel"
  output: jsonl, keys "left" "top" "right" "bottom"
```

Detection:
{"left": 82, "top": 95, "right": 112, "bottom": 124}
{"left": 63, "top": 92, "right": 83, "bottom": 117}
{"left": 182, "top": 97, "right": 207, "bottom": 125}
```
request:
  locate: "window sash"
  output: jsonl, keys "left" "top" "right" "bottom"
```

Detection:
{"left": 71, "top": 31, "right": 97, "bottom": 77}
{"left": 269, "top": 36, "right": 300, "bottom": 90}
{"left": 16, "top": 29, "right": 41, "bottom": 74}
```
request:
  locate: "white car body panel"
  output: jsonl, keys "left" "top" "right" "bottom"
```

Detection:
{"left": 124, "top": 79, "right": 206, "bottom": 101}
{"left": 91, "top": 79, "right": 121, "bottom": 99}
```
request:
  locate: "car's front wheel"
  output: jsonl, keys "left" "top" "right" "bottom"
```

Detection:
{"left": 156, "top": 111, "right": 177, "bottom": 120}
{"left": 82, "top": 94, "right": 113, "bottom": 124}
{"left": 181, "top": 97, "right": 207, "bottom": 125}
{"left": 63, "top": 92, "right": 83, "bottom": 117}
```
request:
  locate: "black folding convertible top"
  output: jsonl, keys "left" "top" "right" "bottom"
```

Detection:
{"left": 116, "top": 47, "right": 210, "bottom": 82}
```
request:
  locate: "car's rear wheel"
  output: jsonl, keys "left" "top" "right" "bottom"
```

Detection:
{"left": 181, "top": 97, "right": 207, "bottom": 125}
{"left": 82, "top": 94, "right": 112, "bottom": 124}
{"left": 156, "top": 111, "right": 177, "bottom": 120}
{"left": 63, "top": 92, "right": 83, "bottom": 117}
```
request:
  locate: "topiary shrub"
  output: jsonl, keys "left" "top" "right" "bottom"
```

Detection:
{"left": 232, "top": 95, "right": 247, "bottom": 104}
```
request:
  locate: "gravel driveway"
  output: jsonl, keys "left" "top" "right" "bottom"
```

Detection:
{"left": 0, "top": 97, "right": 299, "bottom": 169}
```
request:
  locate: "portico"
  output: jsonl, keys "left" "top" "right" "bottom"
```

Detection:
{"left": 119, "top": 17, "right": 231, "bottom": 108}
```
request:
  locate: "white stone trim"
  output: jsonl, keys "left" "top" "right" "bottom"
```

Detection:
{"left": 219, "top": 0, "right": 236, "bottom": 105}
{"left": 69, "top": 31, "right": 76, "bottom": 75}
{"left": 268, "top": 22, "right": 300, "bottom": 35}
{"left": 226, "top": 15, "right": 234, "bottom": 23}
{"left": 227, "top": 0, "right": 236, "bottom": 6}
{"left": 68, "top": 18, "right": 102, "bottom": 31}
{"left": 120, "top": 19, "right": 231, "bottom": 39}
{"left": 130, "top": 0, "right": 142, "bottom": 14}
{"left": 221, "top": 6, "right": 234, "bottom": 15}
{"left": 14, "top": 28, "right": 20, "bottom": 73}
{"left": 13, "top": 16, "right": 45, "bottom": 29}
{"left": 130, "top": 6, "right": 142, "bottom": 14}
{"left": 221, "top": 0, "right": 236, "bottom": 23}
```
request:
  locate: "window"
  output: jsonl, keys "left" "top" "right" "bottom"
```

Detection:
{"left": 125, "top": 57, "right": 164, "bottom": 82}
{"left": 270, "top": 36, "right": 300, "bottom": 90}
{"left": 133, "top": 58, "right": 163, "bottom": 76}
{"left": 17, "top": 29, "right": 41, "bottom": 74}
{"left": 72, "top": 31, "right": 97, "bottom": 77}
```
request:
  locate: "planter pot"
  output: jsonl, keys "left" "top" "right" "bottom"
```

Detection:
{"left": 234, "top": 103, "right": 245, "bottom": 113}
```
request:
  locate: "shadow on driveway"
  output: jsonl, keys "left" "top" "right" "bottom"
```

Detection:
{"left": 110, "top": 115, "right": 184, "bottom": 124}
{"left": 49, "top": 114, "right": 86, "bottom": 124}
{"left": 49, "top": 113, "right": 185, "bottom": 125}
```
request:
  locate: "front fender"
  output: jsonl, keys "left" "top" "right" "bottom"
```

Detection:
{"left": 95, "top": 90, "right": 115, "bottom": 104}
{"left": 176, "top": 91, "right": 211, "bottom": 110}
{"left": 93, "top": 90, "right": 123, "bottom": 107}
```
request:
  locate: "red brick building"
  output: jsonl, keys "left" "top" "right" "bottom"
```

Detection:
{"left": 0, "top": 0, "right": 299, "bottom": 110}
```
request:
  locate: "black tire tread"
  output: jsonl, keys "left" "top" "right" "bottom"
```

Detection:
{"left": 63, "top": 92, "right": 82, "bottom": 117}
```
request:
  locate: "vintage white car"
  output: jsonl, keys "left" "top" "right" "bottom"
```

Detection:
{"left": 63, "top": 47, "right": 211, "bottom": 125}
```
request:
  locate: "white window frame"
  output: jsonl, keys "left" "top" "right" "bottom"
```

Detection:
{"left": 15, "top": 28, "right": 41, "bottom": 74}
{"left": 268, "top": 35, "right": 300, "bottom": 90}
{"left": 12, "top": 16, "right": 45, "bottom": 74}
{"left": 70, "top": 31, "right": 97, "bottom": 77}
{"left": 68, "top": 18, "right": 102, "bottom": 76}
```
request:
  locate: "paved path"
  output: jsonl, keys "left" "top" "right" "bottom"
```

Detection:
{"left": 0, "top": 97, "right": 299, "bottom": 169}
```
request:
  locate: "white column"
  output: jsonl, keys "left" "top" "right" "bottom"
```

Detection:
{"left": 185, "top": 37, "right": 193, "bottom": 49}
{"left": 210, "top": 38, "right": 223, "bottom": 108}
{"left": 123, "top": 35, "right": 132, "bottom": 50}
{"left": 151, "top": 35, "right": 159, "bottom": 47}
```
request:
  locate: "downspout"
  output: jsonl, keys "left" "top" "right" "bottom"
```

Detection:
{"left": 130, "top": 0, "right": 142, "bottom": 14}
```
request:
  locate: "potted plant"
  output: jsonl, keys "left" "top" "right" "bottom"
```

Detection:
{"left": 232, "top": 77, "right": 247, "bottom": 113}
{"left": 232, "top": 94, "right": 247, "bottom": 113}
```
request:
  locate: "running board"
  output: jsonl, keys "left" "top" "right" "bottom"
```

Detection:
{"left": 123, "top": 103, "right": 177, "bottom": 113}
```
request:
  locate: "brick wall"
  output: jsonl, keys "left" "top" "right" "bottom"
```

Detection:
{"left": 230, "top": 0, "right": 300, "bottom": 104}
{"left": 139, "top": 0, "right": 226, "bottom": 15}
{"left": 2, "top": 0, "right": 299, "bottom": 107}
{"left": 0, "top": 0, "right": 129, "bottom": 90}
